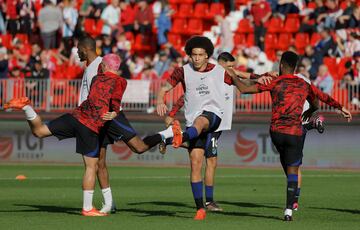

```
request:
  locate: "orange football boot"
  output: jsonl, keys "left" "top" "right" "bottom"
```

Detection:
{"left": 194, "top": 208, "right": 206, "bottom": 220}
{"left": 82, "top": 208, "right": 108, "bottom": 216}
{"left": 171, "top": 119, "right": 182, "bottom": 148}
{"left": 4, "top": 97, "right": 30, "bottom": 110}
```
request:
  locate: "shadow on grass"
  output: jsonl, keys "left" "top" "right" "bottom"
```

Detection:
{"left": 119, "top": 208, "right": 191, "bottom": 219}
{"left": 218, "top": 201, "right": 282, "bottom": 210}
{"left": 0, "top": 204, "right": 80, "bottom": 215}
{"left": 310, "top": 207, "right": 360, "bottom": 215}
{"left": 128, "top": 201, "right": 193, "bottom": 209}
{"left": 214, "top": 211, "right": 282, "bottom": 221}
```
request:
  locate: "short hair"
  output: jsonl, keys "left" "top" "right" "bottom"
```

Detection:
{"left": 78, "top": 35, "right": 96, "bottom": 50}
{"left": 280, "top": 51, "right": 299, "bottom": 73}
{"left": 102, "top": 54, "right": 121, "bottom": 71}
{"left": 184, "top": 36, "right": 214, "bottom": 57}
{"left": 217, "top": 52, "right": 235, "bottom": 62}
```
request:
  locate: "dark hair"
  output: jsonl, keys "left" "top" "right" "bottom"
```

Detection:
{"left": 78, "top": 35, "right": 96, "bottom": 50}
{"left": 185, "top": 36, "right": 214, "bottom": 57}
{"left": 280, "top": 51, "right": 299, "bottom": 73}
{"left": 217, "top": 52, "right": 235, "bottom": 62}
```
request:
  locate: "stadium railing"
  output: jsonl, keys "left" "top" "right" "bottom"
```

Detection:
{"left": 0, "top": 79, "right": 359, "bottom": 113}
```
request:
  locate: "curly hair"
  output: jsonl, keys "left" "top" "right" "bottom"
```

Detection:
{"left": 184, "top": 36, "right": 214, "bottom": 57}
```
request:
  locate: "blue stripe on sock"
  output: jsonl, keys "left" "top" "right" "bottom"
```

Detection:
{"left": 191, "top": 181, "right": 203, "bottom": 199}
{"left": 287, "top": 174, "right": 298, "bottom": 182}
{"left": 187, "top": 126, "right": 198, "bottom": 140}
{"left": 112, "top": 119, "right": 137, "bottom": 135}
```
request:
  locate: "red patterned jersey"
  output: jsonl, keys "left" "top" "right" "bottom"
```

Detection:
{"left": 73, "top": 71, "right": 127, "bottom": 134}
{"left": 256, "top": 74, "right": 342, "bottom": 136}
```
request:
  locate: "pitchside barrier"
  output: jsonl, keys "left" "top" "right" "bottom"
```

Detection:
{"left": 0, "top": 122, "right": 359, "bottom": 169}
{"left": 0, "top": 79, "right": 359, "bottom": 113}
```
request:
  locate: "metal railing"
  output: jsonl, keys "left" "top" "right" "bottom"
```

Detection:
{"left": 0, "top": 79, "right": 359, "bottom": 113}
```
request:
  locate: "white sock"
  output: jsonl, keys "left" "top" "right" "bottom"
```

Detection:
{"left": 22, "top": 105, "right": 37, "bottom": 121}
{"left": 158, "top": 126, "right": 174, "bottom": 139}
{"left": 102, "top": 187, "right": 113, "bottom": 207}
{"left": 83, "top": 190, "right": 94, "bottom": 211}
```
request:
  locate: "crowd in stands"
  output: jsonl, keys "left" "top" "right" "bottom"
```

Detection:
{"left": 0, "top": 0, "right": 359, "bottom": 106}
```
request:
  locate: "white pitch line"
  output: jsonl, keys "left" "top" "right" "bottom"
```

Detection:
{"left": 0, "top": 174, "right": 359, "bottom": 181}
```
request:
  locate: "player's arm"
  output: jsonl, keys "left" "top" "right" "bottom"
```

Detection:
{"left": 164, "top": 94, "right": 185, "bottom": 127}
{"left": 156, "top": 67, "right": 183, "bottom": 116}
{"left": 309, "top": 84, "right": 352, "bottom": 122}
{"left": 231, "top": 75, "right": 260, "bottom": 93}
{"left": 102, "top": 80, "right": 127, "bottom": 120}
{"left": 302, "top": 97, "right": 319, "bottom": 121}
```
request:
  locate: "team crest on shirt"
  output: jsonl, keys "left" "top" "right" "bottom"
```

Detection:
{"left": 234, "top": 131, "right": 258, "bottom": 163}
{"left": 196, "top": 84, "right": 210, "bottom": 96}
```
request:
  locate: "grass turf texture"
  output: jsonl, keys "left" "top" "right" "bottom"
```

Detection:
{"left": 0, "top": 165, "right": 359, "bottom": 230}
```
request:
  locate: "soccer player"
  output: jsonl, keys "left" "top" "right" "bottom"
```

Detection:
{"left": 155, "top": 36, "right": 265, "bottom": 220}
{"left": 229, "top": 51, "right": 352, "bottom": 221}
{"left": 4, "top": 54, "right": 126, "bottom": 216}
{"left": 77, "top": 36, "right": 116, "bottom": 214}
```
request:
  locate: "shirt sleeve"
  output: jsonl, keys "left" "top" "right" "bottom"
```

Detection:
{"left": 224, "top": 72, "right": 234, "bottom": 85}
{"left": 168, "top": 95, "right": 184, "bottom": 117}
{"left": 255, "top": 79, "right": 277, "bottom": 92}
{"left": 111, "top": 79, "right": 127, "bottom": 112}
{"left": 167, "top": 67, "right": 184, "bottom": 87}
{"left": 309, "top": 84, "right": 342, "bottom": 109}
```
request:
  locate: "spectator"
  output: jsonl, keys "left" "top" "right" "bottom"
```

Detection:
{"left": 336, "top": 5, "right": 360, "bottom": 29}
{"left": 102, "top": 35, "right": 113, "bottom": 55}
{"left": 297, "top": 64, "right": 310, "bottom": 79}
{"left": 314, "top": 64, "right": 334, "bottom": 94}
{"left": 134, "top": 0, "right": 154, "bottom": 35}
{"left": 336, "top": 32, "right": 360, "bottom": 58}
{"left": 38, "top": 0, "right": 63, "bottom": 49}
{"left": 156, "top": 0, "right": 172, "bottom": 46}
{"left": 343, "top": 60, "right": 359, "bottom": 106}
{"left": 30, "top": 60, "right": 50, "bottom": 79}
{"left": 17, "top": 0, "right": 35, "bottom": 37}
{"left": 275, "top": 0, "right": 300, "bottom": 18}
{"left": 118, "top": 55, "right": 131, "bottom": 79}
{"left": 134, "top": 64, "right": 158, "bottom": 80}
{"left": 6, "top": 0, "right": 19, "bottom": 36}
{"left": 272, "top": 50, "right": 283, "bottom": 72}
{"left": 0, "top": 46, "right": 8, "bottom": 78}
{"left": 315, "top": 28, "right": 337, "bottom": 57}
{"left": 154, "top": 50, "right": 171, "bottom": 77}
{"left": 214, "top": 15, "right": 234, "bottom": 57}
{"left": 248, "top": 0, "right": 272, "bottom": 51}
{"left": 62, "top": 0, "right": 78, "bottom": 39}
{"left": 119, "top": 0, "right": 138, "bottom": 32}
{"left": 115, "top": 32, "right": 131, "bottom": 58}
{"left": 92, "top": 0, "right": 107, "bottom": 11}
{"left": 101, "top": 0, "right": 120, "bottom": 36}
{"left": 300, "top": 0, "right": 326, "bottom": 33}
{"left": 303, "top": 45, "right": 323, "bottom": 80}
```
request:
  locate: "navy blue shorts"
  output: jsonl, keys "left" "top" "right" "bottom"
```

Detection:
{"left": 199, "top": 111, "right": 222, "bottom": 133}
{"left": 270, "top": 131, "right": 304, "bottom": 167}
{"left": 99, "top": 111, "right": 137, "bottom": 148}
{"left": 188, "top": 131, "right": 222, "bottom": 158}
{"left": 47, "top": 113, "right": 99, "bottom": 157}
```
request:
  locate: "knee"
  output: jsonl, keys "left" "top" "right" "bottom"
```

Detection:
{"left": 97, "top": 159, "right": 107, "bottom": 170}
{"left": 191, "top": 158, "right": 203, "bottom": 171}
{"left": 131, "top": 145, "right": 147, "bottom": 154}
{"left": 32, "top": 129, "right": 45, "bottom": 138}
{"left": 207, "top": 158, "right": 217, "bottom": 169}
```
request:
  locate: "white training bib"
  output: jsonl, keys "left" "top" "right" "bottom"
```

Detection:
{"left": 216, "top": 84, "right": 234, "bottom": 131}
{"left": 183, "top": 63, "right": 226, "bottom": 127}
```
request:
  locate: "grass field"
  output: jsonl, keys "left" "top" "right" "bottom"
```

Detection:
{"left": 0, "top": 165, "right": 359, "bottom": 230}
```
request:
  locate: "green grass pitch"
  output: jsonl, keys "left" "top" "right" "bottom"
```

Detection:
{"left": 0, "top": 165, "right": 359, "bottom": 230}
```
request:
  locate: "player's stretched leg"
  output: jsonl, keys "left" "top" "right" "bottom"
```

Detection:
{"left": 82, "top": 155, "right": 107, "bottom": 216}
{"left": 97, "top": 147, "right": 116, "bottom": 214}
{"left": 189, "top": 148, "right": 207, "bottom": 220}
{"left": 4, "top": 97, "right": 52, "bottom": 138}
{"left": 284, "top": 166, "right": 299, "bottom": 221}
{"left": 172, "top": 111, "right": 221, "bottom": 148}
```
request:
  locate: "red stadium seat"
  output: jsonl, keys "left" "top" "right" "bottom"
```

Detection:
{"left": 246, "top": 33, "right": 255, "bottom": 47}
{"left": 192, "top": 3, "right": 209, "bottom": 19}
{"left": 283, "top": 17, "right": 300, "bottom": 33}
{"left": 171, "top": 18, "right": 187, "bottom": 34}
{"left": 267, "top": 17, "right": 284, "bottom": 33}
{"left": 264, "top": 33, "right": 278, "bottom": 50}
{"left": 310, "top": 32, "right": 322, "bottom": 46}
{"left": 236, "top": 18, "right": 254, "bottom": 34}
{"left": 233, "top": 33, "right": 247, "bottom": 46}
{"left": 323, "top": 57, "right": 338, "bottom": 79}
{"left": 277, "top": 33, "right": 292, "bottom": 51}
{"left": 205, "top": 3, "right": 225, "bottom": 19}
{"left": 187, "top": 19, "right": 203, "bottom": 35}
{"left": 183, "top": 0, "right": 195, "bottom": 4}
{"left": 0, "top": 34, "right": 12, "bottom": 48}
{"left": 294, "top": 33, "right": 310, "bottom": 54}
{"left": 133, "top": 34, "right": 152, "bottom": 52}
{"left": 176, "top": 4, "right": 193, "bottom": 18}
{"left": 167, "top": 33, "right": 182, "bottom": 47}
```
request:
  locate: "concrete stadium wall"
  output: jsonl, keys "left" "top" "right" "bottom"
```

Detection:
{"left": 0, "top": 121, "right": 359, "bottom": 169}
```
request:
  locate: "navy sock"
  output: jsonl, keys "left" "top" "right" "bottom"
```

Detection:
{"left": 191, "top": 181, "right": 204, "bottom": 210}
{"left": 287, "top": 174, "right": 298, "bottom": 209}
{"left": 205, "top": 185, "right": 214, "bottom": 203}
{"left": 183, "top": 127, "right": 199, "bottom": 143}
{"left": 165, "top": 137, "right": 172, "bottom": 145}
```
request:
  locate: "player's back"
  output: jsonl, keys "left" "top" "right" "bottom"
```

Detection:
{"left": 269, "top": 74, "right": 311, "bottom": 136}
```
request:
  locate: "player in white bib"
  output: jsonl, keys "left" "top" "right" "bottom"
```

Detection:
{"left": 156, "top": 36, "right": 267, "bottom": 220}
{"left": 77, "top": 36, "right": 116, "bottom": 214}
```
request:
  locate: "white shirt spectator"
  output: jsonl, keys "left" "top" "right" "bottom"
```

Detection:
{"left": 63, "top": 6, "right": 78, "bottom": 37}
{"left": 101, "top": 4, "right": 120, "bottom": 35}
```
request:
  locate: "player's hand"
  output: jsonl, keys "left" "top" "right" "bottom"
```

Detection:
{"left": 266, "top": 71, "right": 278, "bottom": 78}
{"left": 301, "top": 109, "right": 313, "bottom": 122}
{"left": 102, "top": 111, "right": 117, "bottom": 121}
{"left": 340, "top": 107, "right": 352, "bottom": 122}
{"left": 257, "top": 76, "right": 272, "bottom": 85}
{"left": 164, "top": 116, "right": 174, "bottom": 127}
{"left": 157, "top": 103, "right": 168, "bottom": 117}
